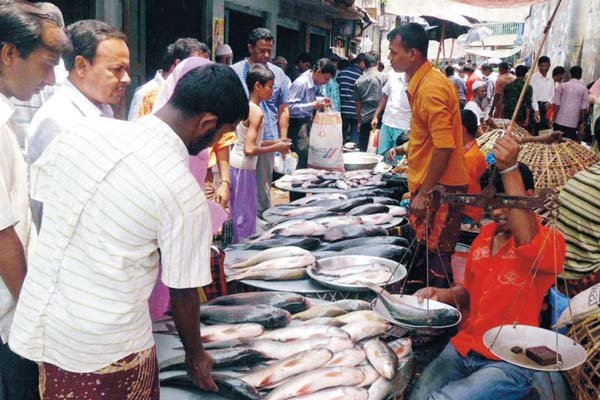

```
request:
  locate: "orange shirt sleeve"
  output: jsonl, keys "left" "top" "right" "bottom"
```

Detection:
{"left": 420, "top": 89, "right": 457, "bottom": 149}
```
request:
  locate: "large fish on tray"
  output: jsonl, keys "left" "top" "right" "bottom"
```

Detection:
{"left": 290, "top": 386, "right": 368, "bottom": 400}
{"left": 207, "top": 292, "right": 308, "bottom": 314}
{"left": 258, "top": 220, "right": 326, "bottom": 240}
{"left": 363, "top": 338, "right": 398, "bottom": 380}
{"left": 322, "top": 225, "right": 388, "bottom": 242}
{"left": 241, "top": 348, "right": 333, "bottom": 388}
{"left": 358, "top": 213, "right": 395, "bottom": 225}
{"left": 347, "top": 203, "right": 389, "bottom": 216}
{"left": 160, "top": 347, "right": 262, "bottom": 371}
{"left": 200, "top": 304, "right": 290, "bottom": 329}
{"left": 264, "top": 366, "right": 365, "bottom": 400}
{"left": 365, "top": 283, "right": 461, "bottom": 327}
{"left": 325, "top": 197, "right": 372, "bottom": 213}
{"left": 226, "top": 267, "right": 307, "bottom": 282}
{"left": 257, "top": 324, "right": 350, "bottom": 342}
{"left": 233, "top": 237, "right": 322, "bottom": 251}
{"left": 311, "top": 215, "right": 362, "bottom": 228}
{"left": 244, "top": 337, "right": 353, "bottom": 360}
{"left": 160, "top": 373, "right": 260, "bottom": 400}
{"left": 289, "top": 193, "right": 347, "bottom": 207}
{"left": 319, "top": 236, "right": 409, "bottom": 251}
{"left": 200, "top": 323, "right": 264, "bottom": 343}
{"left": 291, "top": 303, "right": 347, "bottom": 320}
{"left": 231, "top": 255, "right": 316, "bottom": 273}
{"left": 277, "top": 211, "right": 339, "bottom": 223}
{"left": 229, "top": 247, "right": 310, "bottom": 269}
{"left": 339, "top": 244, "right": 411, "bottom": 263}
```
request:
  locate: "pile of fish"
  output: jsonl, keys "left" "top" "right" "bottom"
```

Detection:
{"left": 225, "top": 246, "right": 316, "bottom": 282}
{"left": 309, "top": 257, "right": 395, "bottom": 287}
{"left": 276, "top": 168, "right": 407, "bottom": 191}
{"left": 158, "top": 291, "right": 416, "bottom": 400}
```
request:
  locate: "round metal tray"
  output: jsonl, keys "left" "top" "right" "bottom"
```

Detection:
{"left": 240, "top": 278, "right": 332, "bottom": 294}
{"left": 483, "top": 324, "right": 587, "bottom": 371}
{"left": 273, "top": 180, "right": 347, "bottom": 194}
{"left": 372, "top": 295, "right": 462, "bottom": 330}
{"left": 306, "top": 255, "right": 407, "bottom": 293}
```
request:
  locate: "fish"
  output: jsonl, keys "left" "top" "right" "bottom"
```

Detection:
{"left": 363, "top": 338, "right": 398, "bottom": 380}
{"left": 289, "top": 193, "right": 347, "bottom": 207}
{"left": 341, "top": 321, "right": 390, "bottom": 342}
{"left": 335, "top": 180, "right": 350, "bottom": 190}
{"left": 358, "top": 213, "right": 395, "bottom": 225}
{"left": 206, "top": 292, "right": 308, "bottom": 314}
{"left": 258, "top": 325, "right": 350, "bottom": 342}
{"left": 345, "top": 187, "right": 404, "bottom": 200}
{"left": 160, "top": 347, "right": 262, "bottom": 371}
{"left": 232, "top": 255, "right": 316, "bottom": 273}
{"left": 314, "top": 264, "right": 391, "bottom": 278}
{"left": 201, "top": 339, "right": 243, "bottom": 350}
{"left": 292, "top": 304, "right": 347, "bottom": 320}
{"left": 300, "top": 317, "right": 345, "bottom": 327}
{"left": 326, "top": 269, "right": 392, "bottom": 286}
{"left": 226, "top": 267, "right": 307, "bottom": 282}
{"left": 272, "top": 206, "right": 325, "bottom": 217}
{"left": 389, "top": 356, "right": 417, "bottom": 398}
{"left": 335, "top": 310, "right": 386, "bottom": 325}
{"left": 386, "top": 205, "right": 408, "bottom": 217}
{"left": 229, "top": 247, "right": 310, "bottom": 269}
{"left": 312, "top": 251, "right": 340, "bottom": 260}
{"left": 233, "top": 237, "right": 322, "bottom": 251}
{"left": 319, "top": 236, "right": 409, "bottom": 252}
{"left": 200, "top": 304, "right": 291, "bottom": 329}
{"left": 371, "top": 197, "right": 400, "bottom": 206}
{"left": 273, "top": 221, "right": 326, "bottom": 238}
{"left": 366, "top": 376, "right": 393, "bottom": 400}
{"left": 332, "top": 299, "right": 371, "bottom": 312}
{"left": 289, "top": 386, "right": 368, "bottom": 400}
{"left": 240, "top": 348, "right": 333, "bottom": 388}
{"left": 347, "top": 204, "right": 389, "bottom": 216}
{"left": 365, "top": 283, "right": 461, "bottom": 327}
{"left": 357, "top": 364, "right": 380, "bottom": 387}
{"left": 200, "top": 324, "right": 264, "bottom": 343}
{"left": 278, "top": 174, "right": 320, "bottom": 184}
{"left": 244, "top": 337, "right": 354, "bottom": 360}
{"left": 326, "top": 197, "right": 373, "bottom": 213}
{"left": 322, "top": 225, "right": 388, "bottom": 242}
{"left": 277, "top": 211, "right": 340, "bottom": 223}
{"left": 160, "top": 373, "right": 261, "bottom": 400}
{"left": 339, "top": 244, "right": 411, "bottom": 263}
{"left": 325, "top": 347, "right": 366, "bottom": 367}
{"left": 387, "top": 338, "right": 413, "bottom": 359}
{"left": 263, "top": 367, "right": 365, "bottom": 400}
{"left": 311, "top": 216, "right": 363, "bottom": 228}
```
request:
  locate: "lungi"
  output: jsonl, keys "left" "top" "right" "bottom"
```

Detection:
{"left": 230, "top": 166, "right": 257, "bottom": 243}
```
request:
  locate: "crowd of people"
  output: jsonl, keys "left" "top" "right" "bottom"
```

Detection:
{"left": 1, "top": 1, "right": 600, "bottom": 399}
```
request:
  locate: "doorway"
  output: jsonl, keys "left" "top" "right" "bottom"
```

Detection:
{"left": 226, "top": 9, "right": 264, "bottom": 64}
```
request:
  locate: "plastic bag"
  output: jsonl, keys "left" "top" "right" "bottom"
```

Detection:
{"left": 367, "top": 128, "right": 379, "bottom": 154}
{"left": 307, "top": 111, "right": 344, "bottom": 171}
{"left": 274, "top": 152, "right": 298, "bottom": 175}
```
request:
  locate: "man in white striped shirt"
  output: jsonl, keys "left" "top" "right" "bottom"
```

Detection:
{"left": 9, "top": 64, "right": 248, "bottom": 398}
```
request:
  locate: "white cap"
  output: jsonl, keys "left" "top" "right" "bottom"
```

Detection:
{"left": 473, "top": 80, "right": 486, "bottom": 91}
{"left": 216, "top": 44, "right": 233, "bottom": 57}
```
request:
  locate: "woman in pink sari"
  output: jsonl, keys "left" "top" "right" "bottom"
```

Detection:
{"left": 148, "top": 57, "right": 230, "bottom": 320}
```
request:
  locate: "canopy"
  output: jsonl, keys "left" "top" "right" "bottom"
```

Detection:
{"left": 462, "top": 46, "right": 521, "bottom": 59}
{"left": 427, "top": 39, "right": 467, "bottom": 60}
{"left": 385, "top": 0, "right": 532, "bottom": 22}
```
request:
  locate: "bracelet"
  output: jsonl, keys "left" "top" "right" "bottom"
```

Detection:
{"left": 221, "top": 179, "right": 230, "bottom": 186}
{"left": 498, "top": 163, "right": 519, "bottom": 175}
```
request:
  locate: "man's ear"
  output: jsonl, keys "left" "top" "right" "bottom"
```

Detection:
{"left": 194, "top": 113, "right": 218, "bottom": 135}
{"left": 0, "top": 43, "right": 18, "bottom": 67}
{"left": 74, "top": 55, "right": 89, "bottom": 78}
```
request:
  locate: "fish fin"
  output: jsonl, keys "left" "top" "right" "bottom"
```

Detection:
{"left": 283, "top": 359, "right": 302, "bottom": 368}
{"left": 297, "top": 383, "right": 314, "bottom": 395}
{"left": 201, "top": 335, "right": 213, "bottom": 343}
{"left": 259, "top": 377, "right": 273, "bottom": 387}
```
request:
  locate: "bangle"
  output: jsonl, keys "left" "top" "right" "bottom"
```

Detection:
{"left": 499, "top": 163, "right": 519, "bottom": 175}
{"left": 221, "top": 179, "right": 230, "bottom": 186}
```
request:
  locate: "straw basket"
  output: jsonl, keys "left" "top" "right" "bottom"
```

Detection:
{"left": 477, "top": 123, "right": 531, "bottom": 156}
{"left": 517, "top": 140, "right": 600, "bottom": 191}
{"left": 566, "top": 312, "right": 600, "bottom": 400}
{"left": 482, "top": 118, "right": 533, "bottom": 137}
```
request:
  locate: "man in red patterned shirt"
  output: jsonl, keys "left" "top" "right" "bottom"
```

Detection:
{"left": 409, "top": 132, "right": 565, "bottom": 400}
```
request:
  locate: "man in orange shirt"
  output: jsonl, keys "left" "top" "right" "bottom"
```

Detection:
{"left": 461, "top": 109, "right": 487, "bottom": 224}
{"left": 409, "top": 133, "right": 565, "bottom": 400}
{"left": 464, "top": 64, "right": 478, "bottom": 102}
{"left": 387, "top": 23, "right": 469, "bottom": 288}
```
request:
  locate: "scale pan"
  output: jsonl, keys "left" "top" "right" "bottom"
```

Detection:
{"left": 372, "top": 295, "right": 461, "bottom": 329}
{"left": 483, "top": 324, "right": 587, "bottom": 372}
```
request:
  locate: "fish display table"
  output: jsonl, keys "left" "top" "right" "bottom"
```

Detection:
{"left": 273, "top": 179, "right": 347, "bottom": 194}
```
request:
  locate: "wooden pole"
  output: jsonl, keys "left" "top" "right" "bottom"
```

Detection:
{"left": 449, "top": 38, "right": 455, "bottom": 60}
{"left": 507, "top": 0, "right": 563, "bottom": 133}
{"left": 435, "top": 21, "right": 446, "bottom": 67}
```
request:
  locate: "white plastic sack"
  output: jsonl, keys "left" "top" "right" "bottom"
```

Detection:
{"left": 554, "top": 283, "right": 600, "bottom": 327}
{"left": 307, "top": 111, "right": 344, "bottom": 172}
{"left": 273, "top": 152, "right": 298, "bottom": 176}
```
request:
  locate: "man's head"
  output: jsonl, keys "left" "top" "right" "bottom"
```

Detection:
{"left": 460, "top": 109, "right": 478, "bottom": 139}
{"left": 215, "top": 44, "right": 233, "bottom": 65}
{"left": 272, "top": 56, "right": 288, "bottom": 71}
{"left": 296, "top": 52, "right": 313, "bottom": 72}
{"left": 171, "top": 38, "right": 209, "bottom": 65}
{"left": 473, "top": 80, "right": 487, "bottom": 100}
{"left": 327, "top": 53, "right": 341, "bottom": 70}
{"left": 0, "top": 1, "right": 71, "bottom": 100}
{"left": 355, "top": 53, "right": 366, "bottom": 70}
{"left": 462, "top": 64, "right": 474, "bottom": 76}
{"left": 515, "top": 64, "right": 529, "bottom": 79}
{"left": 312, "top": 58, "right": 336, "bottom": 86}
{"left": 537, "top": 56, "right": 550, "bottom": 76}
{"left": 570, "top": 65, "right": 582, "bottom": 80}
{"left": 498, "top": 62, "right": 510, "bottom": 74}
{"left": 247, "top": 28, "right": 274, "bottom": 65}
{"left": 64, "top": 20, "right": 130, "bottom": 105}
{"left": 480, "top": 163, "right": 535, "bottom": 233}
{"left": 362, "top": 51, "right": 378, "bottom": 70}
{"left": 387, "top": 23, "right": 428, "bottom": 75}
{"left": 481, "top": 63, "right": 492, "bottom": 77}
{"left": 552, "top": 66, "right": 565, "bottom": 83}
{"left": 168, "top": 64, "right": 248, "bottom": 155}
{"left": 246, "top": 63, "right": 274, "bottom": 101}
{"left": 445, "top": 65, "right": 455, "bottom": 77}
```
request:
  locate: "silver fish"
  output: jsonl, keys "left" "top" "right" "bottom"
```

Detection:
{"left": 200, "top": 304, "right": 290, "bottom": 329}
{"left": 335, "top": 310, "right": 386, "bottom": 325}
{"left": 388, "top": 338, "right": 413, "bottom": 359}
{"left": 226, "top": 267, "right": 307, "bottom": 282}
{"left": 275, "top": 221, "right": 326, "bottom": 238}
{"left": 273, "top": 206, "right": 325, "bottom": 217}
{"left": 341, "top": 321, "right": 390, "bottom": 342}
{"left": 235, "top": 255, "right": 316, "bottom": 273}
{"left": 358, "top": 213, "right": 394, "bottom": 225}
{"left": 327, "top": 269, "right": 392, "bottom": 286}
{"left": 390, "top": 356, "right": 417, "bottom": 399}
{"left": 201, "top": 323, "right": 264, "bottom": 343}
{"left": 207, "top": 292, "right": 308, "bottom": 314}
{"left": 300, "top": 317, "right": 345, "bottom": 327}
{"left": 244, "top": 337, "right": 354, "bottom": 360}
{"left": 332, "top": 299, "right": 371, "bottom": 312}
{"left": 241, "top": 348, "right": 333, "bottom": 389}
{"left": 386, "top": 205, "right": 408, "bottom": 217}
{"left": 315, "top": 264, "right": 391, "bottom": 278}
{"left": 292, "top": 304, "right": 347, "bottom": 320}
{"left": 160, "top": 373, "right": 261, "bottom": 400}
{"left": 289, "top": 386, "right": 368, "bottom": 400}
{"left": 312, "top": 216, "right": 363, "bottom": 228}
{"left": 366, "top": 376, "right": 393, "bottom": 400}
{"left": 322, "top": 224, "right": 388, "bottom": 242}
{"left": 229, "top": 247, "right": 310, "bottom": 269}
{"left": 363, "top": 338, "right": 398, "bottom": 380}
{"left": 325, "top": 347, "right": 366, "bottom": 367}
{"left": 258, "top": 325, "right": 350, "bottom": 342}
{"left": 264, "top": 367, "right": 365, "bottom": 400}
{"left": 289, "top": 193, "right": 347, "bottom": 207}
{"left": 357, "top": 364, "right": 380, "bottom": 387}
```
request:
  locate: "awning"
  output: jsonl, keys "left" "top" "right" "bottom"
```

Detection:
{"left": 462, "top": 46, "right": 521, "bottom": 59}
{"left": 465, "top": 34, "right": 518, "bottom": 47}
{"left": 385, "top": 0, "right": 532, "bottom": 22}
{"left": 427, "top": 39, "right": 467, "bottom": 60}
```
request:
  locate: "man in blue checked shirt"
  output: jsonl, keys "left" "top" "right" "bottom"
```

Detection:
{"left": 232, "top": 28, "right": 290, "bottom": 215}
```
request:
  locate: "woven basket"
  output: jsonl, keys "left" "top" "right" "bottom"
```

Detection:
{"left": 482, "top": 118, "right": 533, "bottom": 137}
{"left": 477, "top": 121, "right": 532, "bottom": 156}
{"left": 517, "top": 140, "right": 600, "bottom": 191}
{"left": 566, "top": 312, "right": 600, "bottom": 400}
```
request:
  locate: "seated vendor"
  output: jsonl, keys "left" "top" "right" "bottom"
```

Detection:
{"left": 409, "top": 132, "right": 566, "bottom": 400}
{"left": 461, "top": 109, "right": 487, "bottom": 225}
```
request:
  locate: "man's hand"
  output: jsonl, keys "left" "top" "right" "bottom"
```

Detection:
{"left": 371, "top": 117, "right": 379, "bottom": 130}
{"left": 410, "top": 190, "right": 432, "bottom": 222}
{"left": 186, "top": 348, "right": 218, "bottom": 392}
{"left": 313, "top": 100, "right": 326, "bottom": 111}
{"left": 493, "top": 131, "right": 520, "bottom": 171}
{"left": 578, "top": 123, "right": 586, "bottom": 136}
{"left": 533, "top": 111, "right": 541, "bottom": 124}
{"left": 385, "top": 147, "right": 397, "bottom": 163}
{"left": 215, "top": 184, "right": 229, "bottom": 208}
{"left": 414, "top": 286, "right": 440, "bottom": 303}
{"left": 274, "top": 140, "right": 292, "bottom": 154}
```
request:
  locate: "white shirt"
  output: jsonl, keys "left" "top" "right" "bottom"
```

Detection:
{"left": 27, "top": 79, "right": 114, "bottom": 166}
{"left": 128, "top": 70, "right": 165, "bottom": 120}
{"left": 382, "top": 72, "right": 411, "bottom": 131}
{"left": 10, "top": 115, "right": 213, "bottom": 372}
{"left": 530, "top": 72, "right": 555, "bottom": 111}
{"left": 0, "top": 93, "right": 35, "bottom": 343}
{"left": 465, "top": 100, "right": 490, "bottom": 126}
{"left": 230, "top": 103, "right": 262, "bottom": 170}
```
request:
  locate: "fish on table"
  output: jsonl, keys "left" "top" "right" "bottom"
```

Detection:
{"left": 363, "top": 338, "right": 398, "bottom": 380}
{"left": 324, "top": 347, "right": 366, "bottom": 367}
{"left": 233, "top": 237, "right": 322, "bottom": 251}
{"left": 292, "top": 304, "right": 347, "bottom": 320}
{"left": 226, "top": 267, "right": 308, "bottom": 283}
{"left": 322, "top": 224, "right": 388, "bottom": 242}
{"left": 200, "top": 304, "right": 291, "bottom": 329}
{"left": 229, "top": 255, "right": 316, "bottom": 273}
{"left": 347, "top": 203, "right": 390, "bottom": 216}
{"left": 206, "top": 292, "right": 309, "bottom": 314}
{"left": 338, "top": 244, "right": 411, "bottom": 263}
{"left": 257, "top": 324, "right": 350, "bottom": 342}
{"left": 357, "top": 213, "right": 395, "bottom": 225}
{"left": 335, "top": 310, "right": 386, "bottom": 325}
{"left": 341, "top": 320, "right": 390, "bottom": 342}
{"left": 159, "top": 347, "right": 262, "bottom": 371}
{"left": 319, "top": 236, "right": 409, "bottom": 252}
{"left": 229, "top": 247, "right": 310, "bottom": 269}
{"left": 357, "top": 364, "right": 380, "bottom": 387}
{"left": 200, "top": 323, "right": 264, "bottom": 343}
{"left": 160, "top": 373, "right": 261, "bottom": 400}
{"left": 244, "top": 337, "right": 354, "bottom": 360}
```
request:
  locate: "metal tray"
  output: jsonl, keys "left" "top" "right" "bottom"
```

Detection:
{"left": 483, "top": 324, "right": 587, "bottom": 371}
{"left": 240, "top": 278, "right": 332, "bottom": 294}
{"left": 306, "top": 256, "right": 407, "bottom": 293}
{"left": 273, "top": 180, "right": 346, "bottom": 194}
{"left": 372, "top": 295, "right": 462, "bottom": 330}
